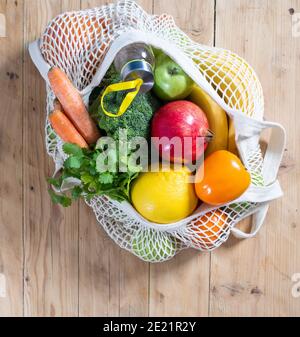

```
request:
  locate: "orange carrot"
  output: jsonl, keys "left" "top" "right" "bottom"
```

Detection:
{"left": 48, "top": 67, "right": 100, "bottom": 145}
{"left": 49, "top": 110, "right": 89, "bottom": 149}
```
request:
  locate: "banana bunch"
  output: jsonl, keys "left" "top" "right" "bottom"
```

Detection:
{"left": 189, "top": 85, "right": 238, "bottom": 157}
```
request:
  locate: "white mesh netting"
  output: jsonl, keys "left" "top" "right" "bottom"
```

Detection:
{"left": 39, "top": 0, "right": 269, "bottom": 262}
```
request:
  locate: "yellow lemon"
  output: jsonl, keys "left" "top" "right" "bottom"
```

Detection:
{"left": 131, "top": 167, "right": 198, "bottom": 224}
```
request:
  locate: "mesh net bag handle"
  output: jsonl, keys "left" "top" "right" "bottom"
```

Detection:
{"left": 28, "top": 0, "right": 286, "bottom": 262}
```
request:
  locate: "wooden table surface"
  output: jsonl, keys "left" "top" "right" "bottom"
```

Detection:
{"left": 0, "top": 0, "right": 299, "bottom": 317}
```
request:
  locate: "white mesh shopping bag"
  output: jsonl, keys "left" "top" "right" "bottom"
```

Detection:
{"left": 29, "top": 0, "right": 286, "bottom": 262}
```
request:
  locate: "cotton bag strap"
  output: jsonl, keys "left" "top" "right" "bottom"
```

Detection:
{"left": 28, "top": 40, "right": 51, "bottom": 85}
{"left": 231, "top": 203, "right": 270, "bottom": 239}
{"left": 231, "top": 113, "right": 286, "bottom": 239}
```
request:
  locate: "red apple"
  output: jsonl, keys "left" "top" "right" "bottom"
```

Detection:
{"left": 151, "top": 100, "right": 211, "bottom": 163}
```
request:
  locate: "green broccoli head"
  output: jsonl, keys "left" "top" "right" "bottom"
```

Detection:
{"left": 89, "top": 67, "right": 161, "bottom": 141}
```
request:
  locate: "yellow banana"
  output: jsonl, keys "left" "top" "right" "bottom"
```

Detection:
{"left": 189, "top": 85, "right": 228, "bottom": 157}
{"left": 228, "top": 118, "right": 238, "bottom": 156}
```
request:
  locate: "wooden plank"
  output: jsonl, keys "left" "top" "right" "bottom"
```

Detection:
{"left": 0, "top": 0, "right": 24, "bottom": 317}
{"left": 154, "top": 0, "right": 215, "bottom": 45}
{"left": 23, "top": 0, "right": 79, "bottom": 316}
{"left": 62, "top": 0, "right": 80, "bottom": 12}
{"left": 149, "top": 0, "right": 214, "bottom": 317}
{"left": 210, "top": 0, "right": 300, "bottom": 317}
{"left": 78, "top": 0, "right": 152, "bottom": 317}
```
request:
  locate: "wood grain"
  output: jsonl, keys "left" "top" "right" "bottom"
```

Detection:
{"left": 23, "top": 0, "right": 78, "bottom": 317}
{"left": 210, "top": 0, "right": 300, "bottom": 317}
{"left": 62, "top": 0, "right": 80, "bottom": 12}
{"left": 0, "top": 0, "right": 299, "bottom": 317}
{"left": 154, "top": 0, "right": 215, "bottom": 45}
{"left": 148, "top": 0, "right": 214, "bottom": 317}
{"left": 0, "top": 0, "right": 23, "bottom": 317}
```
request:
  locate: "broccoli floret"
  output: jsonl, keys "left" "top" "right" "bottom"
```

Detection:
{"left": 89, "top": 67, "right": 161, "bottom": 141}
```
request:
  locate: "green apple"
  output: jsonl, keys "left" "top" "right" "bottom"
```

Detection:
{"left": 152, "top": 47, "right": 163, "bottom": 58}
{"left": 132, "top": 230, "right": 176, "bottom": 262}
{"left": 153, "top": 53, "right": 194, "bottom": 101}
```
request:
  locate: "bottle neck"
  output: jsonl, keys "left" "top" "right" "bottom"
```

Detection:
{"left": 121, "top": 59, "right": 153, "bottom": 78}
{"left": 120, "top": 60, "right": 154, "bottom": 93}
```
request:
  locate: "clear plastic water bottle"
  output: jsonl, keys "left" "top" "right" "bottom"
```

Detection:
{"left": 114, "top": 43, "right": 155, "bottom": 93}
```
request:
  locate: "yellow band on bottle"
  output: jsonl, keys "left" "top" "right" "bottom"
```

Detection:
{"left": 101, "top": 78, "right": 144, "bottom": 118}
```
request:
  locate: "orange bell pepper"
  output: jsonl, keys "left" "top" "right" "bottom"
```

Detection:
{"left": 195, "top": 150, "right": 251, "bottom": 206}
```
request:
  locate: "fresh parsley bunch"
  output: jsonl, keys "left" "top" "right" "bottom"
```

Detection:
{"left": 48, "top": 143, "right": 141, "bottom": 207}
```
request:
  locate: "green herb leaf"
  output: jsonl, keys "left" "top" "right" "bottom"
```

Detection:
{"left": 64, "top": 156, "right": 82, "bottom": 169}
{"left": 98, "top": 172, "right": 114, "bottom": 184}
{"left": 63, "top": 143, "right": 83, "bottom": 157}
{"left": 48, "top": 189, "right": 72, "bottom": 207}
{"left": 81, "top": 173, "right": 94, "bottom": 184}
{"left": 71, "top": 186, "right": 83, "bottom": 200}
{"left": 47, "top": 177, "right": 62, "bottom": 188}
